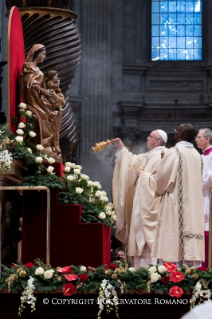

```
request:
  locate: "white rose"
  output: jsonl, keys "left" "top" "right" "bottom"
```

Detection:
{"left": 35, "top": 156, "right": 43, "bottom": 163}
{"left": 16, "top": 129, "right": 24, "bottom": 135}
{"left": 27, "top": 148, "right": 32, "bottom": 153}
{"left": 35, "top": 267, "right": 44, "bottom": 275}
{"left": 65, "top": 162, "right": 72, "bottom": 167}
{"left": 49, "top": 269, "right": 54, "bottom": 273}
{"left": 44, "top": 270, "right": 53, "bottom": 279}
{"left": 74, "top": 169, "right": 81, "bottom": 175}
{"left": 148, "top": 266, "right": 157, "bottom": 274}
{"left": 95, "top": 190, "right": 103, "bottom": 197}
{"left": 87, "top": 181, "right": 94, "bottom": 187}
{"left": 29, "top": 131, "right": 36, "bottom": 138}
{"left": 19, "top": 103, "right": 27, "bottom": 109}
{"left": 67, "top": 175, "right": 74, "bottom": 181}
{"left": 80, "top": 266, "right": 86, "bottom": 272}
{"left": 18, "top": 122, "right": 25, "bottom": 128}
{"left": 76, "top": 187, "right": 83, "bottom": 194}
{"left": 111, "top": 214, "right": 117, "bottom": 221}
{"left": 15, "top": 136, "right": 23, "bottom": 143}
{"left": 64, "top": 166, "right": 71, "bottom": 173}
{"left": 47, "top": 157, "right": 55, "bottom": 164}
{"left": 99, "top": 212, "right": 106, "bottom": 219}
{"left": 105, "top": 211, "right": 112, "bottom": 216}
{"left": 36, "top": 144, "right": 44, "bottom": 151}
{"left": 75, "top": 165, "right": 82, "bottom": 169}
{"left": 158, "top": 265, "right": 166, "bottom": 274}
{"left": 26, "top": 110, "right": 32, "bottom": 116}
{"left": 106, "top": 203, "right": 114, "bottom": 209}
{"left": 128, "top": 267, "right": 136, "bottom": 272}
{"left": 80, "top": 174, "right": 89, "bottom": 181}
{"left": 93, "top": 181, "right": 102, "bottom": 189}
{"left": 100, "top": 195, "right": 109, "bottom": 202}
{"left": 102, "top": 191, "right": 107, "bottom": 196}
{"left": 47, "top": 166, "right": 54, "bottom": 174}
{"left": 150, "top": 273, "right": 161, "bottom": 283}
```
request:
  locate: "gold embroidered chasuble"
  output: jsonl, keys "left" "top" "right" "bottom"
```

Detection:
{"left": 144, "top": 145, "right": 205, "bottom": 262}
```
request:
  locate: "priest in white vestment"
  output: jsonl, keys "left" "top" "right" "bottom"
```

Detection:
{"left": 195, "top": 128, "right": 212, "bottom": 267}
{"left": 140, "top": 124, "right": 204, "bottom": 265}
{"left": 112, "top": 129, "right": 168, "bottom": 268}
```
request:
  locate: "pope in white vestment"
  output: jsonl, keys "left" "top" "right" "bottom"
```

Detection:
{"left": 112, "top": 129, "right": 168, "bottom": 267}
{"left": 141, "top": 124, "right": 205, "bottom": 263}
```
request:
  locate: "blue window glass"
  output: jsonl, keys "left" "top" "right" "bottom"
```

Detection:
{"left": 151, "top": 0, "right": 202, "bottom": 61}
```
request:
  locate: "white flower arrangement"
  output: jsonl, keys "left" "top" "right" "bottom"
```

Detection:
{"left": 148, "top": 266, "right": 157, "bottom": 274}
{"left": 0, "top": 150, "right": 13, "bottom": 172}
{"left": 36, "top": 144, "right": 44, "bottom": 151}
{"left": 44, "top": 270, "right": 54, "bottom": 279}
{"left": 93, "top": 181, "right": 102, "bottom": 189}
{"left": 47, "top": 166, "right": 54, "bottom": 174}
{"left": 87, "top": 181, "right": 94, "bottom": 187}
{"left": 16, "top": 129, "right": 24, "bottom": 135}
{"left": 99, "top": 212, "right": 106, "bottom": 220}
{"left": 190, "top": 280, "right": 212, "bottom": 309}
{"left": 29, "top": 131, "right": 36, "bottom": 138}
{"left": 158, "top": 265, "right": 166, "bottom": 274}
{"left": 74, "top": 168, "right": 81, "bottom": 175}
{"left": 35, "top": 267, "right": 44, "bottom": 275}
{"left": 150, "top": 273, "right": 161, "bottom": 283}
{"left": 80, "top": 266, "right": 87, "bottom": 272}
{"left": 47, "top": 157, "right": 55, "bottom": 164}
{"left": 18, "top": 122, "right": 26, "bottom": 129}
{"left": 35, "top": 157, "right": 43, "bottom": 164}
{"left": 76, "top": 187, "right": 83, "bottom": 194}
{"left": 15, "top": 136, "right": 23, "bottom": 143}
{"left": 18, "top": 276, "right": 36, "bottom": 316}
{"left": 26, "top": 110, "right": 32, "bottom": 116}
{"left": 67, "top": 175, "right": 74, "bottom": 181}
{"left": 80, "top": 174, "right": 89, "bottom": 181}
{"left": 64, "top": 166, "right": 71, "bottom": 173}
{"left": 18, "top": 103, "right": 27, "bottom": 109}
{"left": 97, "top": 279, "right": 119, "bottom": 319}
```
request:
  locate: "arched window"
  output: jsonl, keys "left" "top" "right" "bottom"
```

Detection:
{"left": 151, "top": 0, "right": 202, "bottom": 61}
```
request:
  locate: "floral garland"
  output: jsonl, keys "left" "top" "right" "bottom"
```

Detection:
{"left": 0, "top": 103, "right": 117, "bottom": 228}
{"left": 1, "top": 260, "right": 212, "bottom": 318}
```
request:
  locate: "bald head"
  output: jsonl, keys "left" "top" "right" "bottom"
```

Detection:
{"left": 175, "top": 124, "right": 196, "bottom": 143}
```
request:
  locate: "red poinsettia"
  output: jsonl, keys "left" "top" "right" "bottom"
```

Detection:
{"left": 104, "top": 264, "right": 117, "bottom": 270}
{"left": 57, "top": 266, "right": 72, "bottom": 273}
{"left": 198, "top": 266, "right": 208, "bottom": 272}
{"left": 25, "top": 263, "right": 35, "bottom": 269}
{"left": 161, "top": 276, "right": 169, "bottom": 285}
{"left": 109, "top": 264, "right": 117, "bottom": 270}
{"left": 170, "top": 271, "right": 185, "bottom": 283}
{"left": 163, "top": 262, "right": 177, "bottom": 272}
{"left": 169, "top": 286, "right": 184, "bottom": 298}
{"left": 80, "top": 273, "right": 88, "bottom": 283}
{"left": 65, "top": 274, "right": 78, "bottom": 281}
{"left": 63, "top": 283, "right": 76, "bottom": 296}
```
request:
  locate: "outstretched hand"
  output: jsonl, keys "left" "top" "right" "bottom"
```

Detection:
{"left": 113, "top": 138, "right": 124, "bottom": 150}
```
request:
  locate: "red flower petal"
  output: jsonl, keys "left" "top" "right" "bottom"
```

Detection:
{"left": 80, "top": 273, "right": 88, "bottom": 283}
{"left": 110, "top": 264, "right": 117, "bottom": 270}
{"left": 169, "top": 286, "right": 184, "bottom": 298}
{"left": 57, "top": 266, "right": 72, "bottom": 273}
{"left": 198, "top": 266, "right": 208, "bottom": 272}
{"left": 170, "top": 271, "right": 185, "bottom": 283}
{"left": 65, "top": 274, "right": 78, "bottom": 281}
{"left": 161, "top": 275, "right": 169, "bottom": 285}
{"left": 25, "top": 263, "right": 35, "bottom": 269}
{"left": 63, "top": 283, "right": 76, "bottom": 296}
{"left": 163, "top": 262, "right": 177, "bottom": 272}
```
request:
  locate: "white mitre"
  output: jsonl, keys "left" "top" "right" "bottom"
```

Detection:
{"left": 157, "top": 129, "right": 168, "bottom": 143}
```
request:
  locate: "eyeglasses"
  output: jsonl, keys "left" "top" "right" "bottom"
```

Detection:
{"left": 149, "top": 134, "right": 159, "bottom": 139}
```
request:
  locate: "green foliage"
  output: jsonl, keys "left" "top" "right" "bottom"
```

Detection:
{"left": 22, "top": 173, "right": 64, "bottom": 189}
{"left": 11, "top": 144, "right": 36, "bottom": 166}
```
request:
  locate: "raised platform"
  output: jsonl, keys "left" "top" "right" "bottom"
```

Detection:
{"left": 0, "top": 293, "right": 190, "bottom": 319}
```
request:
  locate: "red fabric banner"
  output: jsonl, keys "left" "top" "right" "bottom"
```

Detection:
{"left": 7, "top": 6, "right": 25, "bottom": 133}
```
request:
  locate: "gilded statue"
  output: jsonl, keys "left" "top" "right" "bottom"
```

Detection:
{"left": 21, "top": 44, "right": 65, "bottom": 160}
